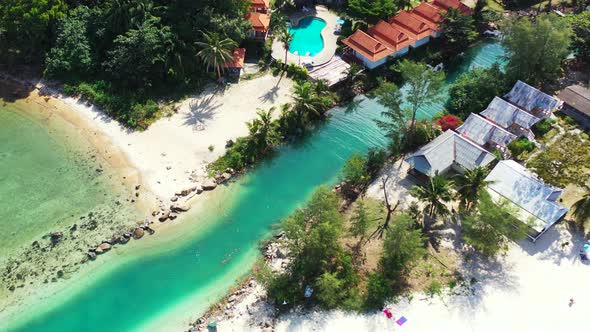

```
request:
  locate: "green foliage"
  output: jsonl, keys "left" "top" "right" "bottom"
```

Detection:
{"left": 374, "top": 80, "right": 410, "bottom": 153}
{"left": 380, "top": 213, "right": 427, "bottom": 280}
{"left": 507, "top": 138, "right": 535, "bottom": 160}
{"left": 447, "top": 64, "right": 507, "bottom": 119}
{"left": 410, "top": 172, "right": 454, "bottom": 218}
{"left": 454, "top": 166, "right": 493, "bottom": 211}
{"left": 365, "top": 148, "right": 387, "bottom": 178}
{"left": 572, "top": 191, "right": 590, "bottom": 231}
{"left": 527, "top": 133, "right": 590, "bottom": 187}
{"left": 44, "top": 6, "right": 94, "bottom": 79}
{"left": 349, "top": 199, "right": 372, "bottom": 242}
{"left": 364, "top": 272, "right": 391, "bottom": 309}
{"left": 462, "top": 192, "right": 528, "bottom": 256}
{"left": 346, "top": 0, "right": 396, "bottom": 24}
{"left": 501, "top": 14, "right": 572, "bottom": 86}
{"left": 0, "top": 0, "right": 68, "bottom": 63}
{"left": 439, "top": 8, "right": 478, "bottom": 53}
{"left": 285, "top": 64, "right": 308, "bottom": 82}
{"left": 568, "top": 11, "right": 590, "bottom": 64}
{"left": 533, "top": 118, "right": 555, "bottom": 136}
{"left": 267, "top": 187, "right": 360, "bottom": 309}
{"left": 342, "top": 154, "right": 369, "bottom": 188}
{"left": 427, "top": 280, "right": 443, "bottom": 297}
{"left": 195, "top": 31, "right": 238, "bottom": 79}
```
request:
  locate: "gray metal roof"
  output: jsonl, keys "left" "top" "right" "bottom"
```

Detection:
{"left": 481, "top": 97, "right": 541, "bottom": 129}
{"left": 504, "top": 81, "right": 562, "bottom": 118}
{"left": 457, "top": 113, "right": 517, "bottom": 147}
{"left": 486, "top": 160, "right": 568, "bottom": 228}
{"left": 407, "top": 130, "right": 496, "bottom": 176}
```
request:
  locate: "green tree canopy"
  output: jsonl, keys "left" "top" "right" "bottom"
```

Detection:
{"left": 462, "top": 191, "right": 529, "bottom": 256}
{"left": 501, "top": 14, "right": 572, "bottom": 86}
{"left": 195, "top": 31, "right": 237, "bottom": 79}
{"left": 410, "top": 172, "right": 454, "bottom": 219}
{"left": 439, "top": 8, "right": 478, "bottom": 53}
{"left": 454, "top": 166, "right": 493, "bottom": 211}
{"left": 341, "top": 154, "right": 369, "bottom": 188}
{"left": 380, "top": 213, "right": 426, "bottom": 280}
{"left": 346, "top": 0, "right": 396, "bottom": 24}
{"left": 447, "top": 64, "right": 508, "bottom": 119}
{"left": 571, "top": 190, "right": 590, "bottom": 231}
{"left": 568, "top": 11, "right": 590, "bottom": 65}
{"left": 0, "top": 0, "right": 68, "bottom": 63}
{"left": 44, "top": 6, "right": 95, "bottom": 79}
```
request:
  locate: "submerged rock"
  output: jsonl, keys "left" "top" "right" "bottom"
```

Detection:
{"left": 50, "top": 232, "right": 63, "bottom": 244}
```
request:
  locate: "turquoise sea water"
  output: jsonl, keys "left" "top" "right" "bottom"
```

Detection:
{"left": 289, "top": 17, "right": 326, "bottom": 56}
{"left": 5, "top": 40, "right": 506, "bottom": 331}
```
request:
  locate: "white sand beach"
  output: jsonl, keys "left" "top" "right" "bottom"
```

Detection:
{"left": 201, "top": 224, "right": 590, "bottom": 332}
{"left": 60, "top": 74, "right": 294, "bottom": 200}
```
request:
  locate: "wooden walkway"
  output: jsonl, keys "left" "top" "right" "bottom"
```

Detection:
{"left": 308, "top": 56, "right": 350, "bottom": 87}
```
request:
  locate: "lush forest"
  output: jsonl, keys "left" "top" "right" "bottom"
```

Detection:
{"left": 0, "top": 0, "right": 252, "bottom": 128}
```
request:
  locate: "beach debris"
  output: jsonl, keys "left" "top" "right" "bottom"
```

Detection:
{"left": 133, "top": 227, "right": 145, "bottom": 239}
{"left": 202, "top": 179, "right": 217, "bottom": 191}
{"left": 135, "top": 184, "right": 141, "bottom": 190}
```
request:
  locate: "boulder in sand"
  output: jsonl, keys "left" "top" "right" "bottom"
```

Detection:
{"left": 95, "top": 242, "right": 111, "bottom": 254}
{"left": 202, "top": 179, "right": 217, "bottom": 191}
{"left": 159, "top": 210, "right": 171, "bottom": 222}
{"left": 133, "top": 227, "right": 145, "bottom": 239}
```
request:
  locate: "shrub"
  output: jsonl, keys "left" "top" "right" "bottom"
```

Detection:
{"left": 534, "top": 118, "right": 555, "bottom": 136}
{"left": 341, "top": 154, "right": 368, "bottom": 187}
{"left": 286, "top": 63, "right": 308, "bottom": 81}
{"left": 427, "top": 280, "right": 442, "bottom": 297}
{"left": 436, "top": 115, "right": 462, "bottom": 131}
{"left": 364, "top": 272, "right": 391, "bottom": 309}
{"left": 507, "top": 138, "right": 535, "bottom": 159}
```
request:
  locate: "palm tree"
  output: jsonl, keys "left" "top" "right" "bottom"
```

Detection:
{"left": 270, "top": 12, "right": 288, "bottom": 36}
{"left": 195, "top": 32, "right": 237, "bottom": 79}
{"left": 278, "top": 28, "right": 293, "bottom": 66}
{"left": 247, "top": 107, "right": 281, "bottom": 151}
{"left": 410, "top": 172, "right": 453, "bottom": 220}
{"left": 571, "top": 189, "right": 590, "bottom": 229}
{"left": 454, "top": 167, "right": 493, "bottom": 211}
{"left": 292, "top": 81, "right": 322, "bottom": 124}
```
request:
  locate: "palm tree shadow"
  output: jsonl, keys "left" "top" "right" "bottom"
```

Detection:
{"left": 183, "top": 95, "right": 220, "bottom": 128}
{"left": 259, "top": 85, "right": 280, "bottom": 103}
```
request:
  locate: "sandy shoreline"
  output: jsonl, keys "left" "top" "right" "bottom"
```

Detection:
{"left": 0, "top": 72, "right": 295, "bottom": 328}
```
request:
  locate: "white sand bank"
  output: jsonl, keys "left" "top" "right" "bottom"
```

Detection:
{"left": 62, "top": 74, "right": 293, "bottom": 200}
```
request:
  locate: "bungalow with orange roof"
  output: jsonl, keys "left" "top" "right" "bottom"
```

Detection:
{"left": 250, "top": 0, "right": 270, "bottom": 13}
{"left": 224, "top": 48, "right": 246, "bottom": 80}
{"left": 246, "top": 11, "right": 270, "bottom": 40}
{"left": 341, "top": 30, "right": 394, "bottom": 69}
{"left": 411, "top": 1, "right": 446, "bottom": 38}
{"left": 433, "top": 0, "right": 474, "bottom": 15}
{"left": 368, "top": 20, "right": 414, "bottom": 58}
{"left": 389, "top": 11, "right": 434, "bottom": 48}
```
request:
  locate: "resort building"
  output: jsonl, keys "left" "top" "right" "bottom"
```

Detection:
{"left": 504, "top": 80, "right": 563, "bottom": 119}
{"left": 224, "top": 48, "right": 246, "bottom": 80}
{"left": 406, "top": 130, "right": 496, "bottom": 177}
{"left": 341, "top": 30, "right": 394, "bottom": 69}
{"left": 341, "top": 0, "right": 473, "bottom": 69}
{"left": 557, "top": 85, "right": 590, "bottom": 129}
{"left": 246, "top": 12, "right": 270, "bottom": 40}
{"left": 485, "top": 160, "right": 568, "bottom": 241}
{"left": 389, "top": 11, "right": 433, "bottom": 47}
{"left": 250, "top": 0, "right": 270, "bottom": 13}
{"left": 480, "top": 96, "right": 541, "bottom": 141}
{"left": 456, "top": 113, "right": 517, "bottom": 151}
{"left": 367, "top": 21, "right": 413, "bottom": 57}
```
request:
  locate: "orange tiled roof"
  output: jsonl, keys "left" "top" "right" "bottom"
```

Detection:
{"left": 389, "top": 11, "right": 433, "bottom": 40}
{"left": 225, "top": 48, "right": 246, "bottom": 69}
{"left": 342, "top": 30, "right": 394, "bottom": 62}
{"left": 251, "top": 0, "right": 270, "bottom": 9}
{"left": 246, "top": 12, "right": 270, "bottom": 32}
{"left": 368, "top": 20, "right": 414, "bottom": 51}
{"left": 433, "top": 0, "right": 474, "bottom": 15}
{"left": 412, "top": 2, "right": 446, "bottom": 25}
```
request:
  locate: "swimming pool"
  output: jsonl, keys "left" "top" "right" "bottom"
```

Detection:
{"left": 288, "top": 17, "right": 326, "bottom": 56}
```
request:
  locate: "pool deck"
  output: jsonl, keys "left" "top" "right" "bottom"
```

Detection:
{"left": 271, "top": 6, "right": 339, "bottom": 67}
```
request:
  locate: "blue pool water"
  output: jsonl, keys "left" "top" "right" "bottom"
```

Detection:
{"left": 289, "top": 17, "right": 326, "bottom": 56}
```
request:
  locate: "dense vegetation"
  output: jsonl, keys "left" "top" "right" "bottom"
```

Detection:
{"left": 0, "top": 0, "right": 252, "bottom": 128}
{"left": 568, "top": 11, "right": 590, "bottom": 65}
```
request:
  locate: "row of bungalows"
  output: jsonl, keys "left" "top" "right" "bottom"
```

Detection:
{"left": 342, "top": 0, "right": 473, "bottom": 69}
{"left": 407, "top": 80, "right": 567, "bottom": 242}
{"left": 246, "top": 0, "right": 271, "bottom": 41}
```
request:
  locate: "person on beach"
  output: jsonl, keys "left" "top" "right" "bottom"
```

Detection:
{"left": 569, "top": 298, "right": 575, "bottom": 307}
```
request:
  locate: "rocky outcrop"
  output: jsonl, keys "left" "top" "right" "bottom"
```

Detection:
{"left": 133, "top": 227, "right": 145, "bottom": 239}
{"left": 50, "top": 232, "right": 63, "bottom": 244}
{"left": 202, "top": 179, "right": 217, "bottom": 191}
{"left": 95, "top": 242, "right": 111, "bottom": 254}
{"left": 158, "top": 210, "right": 171, "bottom": 222}
{"left": 216, "top": 172, "right": 232, "bottom": 184}
{"left": 170, "top": 204, "right": 190, "bottom": 213}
